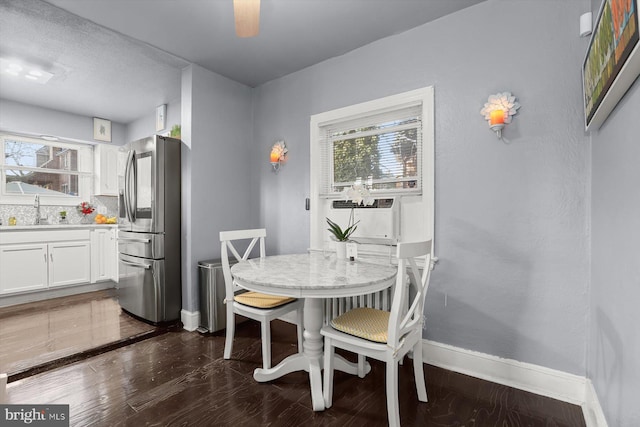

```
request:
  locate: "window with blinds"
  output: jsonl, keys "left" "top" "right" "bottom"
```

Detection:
{"left": 319, "top": 104, "right": 423, "bottom": 196}
{"left": 0, "top": 133, "right": 93, "bottom": 203}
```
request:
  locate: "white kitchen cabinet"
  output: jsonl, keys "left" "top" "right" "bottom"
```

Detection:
{"left": 0, "top": 243, "right": 48, "bottom": 293}
{"left": 0, "top": 240, "right": 90, "bottom": 293}
{"left": 0, "top": 228, "right": 94, "bottom": 295}
{"left": 49, "top": 241, "right": 91, "bottom": 288}
{"left": 94, "top": 143, "right": 119, "bottom": 196}
{"left": 91, "top": 228, "right": 118, "bottom": 283}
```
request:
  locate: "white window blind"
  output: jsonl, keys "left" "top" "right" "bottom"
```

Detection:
{"left": 319, "top": 104, "right": 423, "bottom": 196}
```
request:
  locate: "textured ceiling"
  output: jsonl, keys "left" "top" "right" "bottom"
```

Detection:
{"left": 0, "top": 0, "right": 484, "bottom": 124}
{"left": 46, "top": 0, "right": 486, "bottom": 88}
{"left": 0, "top": 0, "right": 187, "bottom": 124}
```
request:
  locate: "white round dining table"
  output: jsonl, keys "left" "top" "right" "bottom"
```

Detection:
{"left": 231, "top": 252, "right": 397, "bottom": 411}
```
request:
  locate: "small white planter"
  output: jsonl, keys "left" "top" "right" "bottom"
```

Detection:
{"left": 335, "top": 241, "right": 347, "bottom": 260}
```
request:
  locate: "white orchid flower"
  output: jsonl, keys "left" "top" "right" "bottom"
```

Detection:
{"left": 343, "top": 184, "right": 374, "bottom": 206}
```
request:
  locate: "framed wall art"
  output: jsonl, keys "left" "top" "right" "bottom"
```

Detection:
{"left": 93, "top": 117, "right": 112, "bottom": 142}
{"left": 156, "top": 104, "right": 167, "bottom": 132}
{"left": 583, "top": 0, "right": 640, "bottom": 131}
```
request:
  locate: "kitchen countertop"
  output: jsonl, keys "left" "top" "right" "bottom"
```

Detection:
{"left": 0, "top": 224, "right": 118, "bottom": 232}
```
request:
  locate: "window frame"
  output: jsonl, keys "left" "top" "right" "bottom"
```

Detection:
{"left": 309, "top": 86, "right": 435, "bottom": 252}
{"left": 0, "top": 133, "right": 94, "bottom": 206}
{"left": 311, "top": 87, "right": 433, "bottom": 199}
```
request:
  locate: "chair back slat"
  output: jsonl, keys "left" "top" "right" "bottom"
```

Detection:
{"left": 387, "top": 240, "right": 433, "bottom": 350}
{"left": 220, "top": 228, "right": 267, "bottom": 300}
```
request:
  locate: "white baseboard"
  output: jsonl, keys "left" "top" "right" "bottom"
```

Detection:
{"left": 0, "top": 281, "right": 115, "bottom": 308}
{"left": 583, "top": 379, "right": 609, "bottom": 427}
{"left": 422, "top": 339, "right": 587, "bottom": 405}
{"left": 181, "top": 309, "right": 199, "bottom": 332}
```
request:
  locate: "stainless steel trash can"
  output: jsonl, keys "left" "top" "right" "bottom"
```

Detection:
{"left": 198, "top": 259, "right": 237, "bottom": 333}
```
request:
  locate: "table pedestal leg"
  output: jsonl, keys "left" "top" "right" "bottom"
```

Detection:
{"left": 254, "top": 298, "right": 325, "bottom": 410}
{"left": 252, "top": 298, "right": 370, "bottom": 411}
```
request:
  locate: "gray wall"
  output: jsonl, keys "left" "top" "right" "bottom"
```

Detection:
{"left": 180, "top": 64, "right": 255, "bottom": 313}
{"left": 252, "top": 0, "right": 591, "bottom": 375}
{"left": 0, "top": 97, "right": 181, "bottom": 147}
{"left": 0, "top": 99, "right": 126, "bottom": 144}
{"left": 589, "top": 2, "right": 640, "bottom": 424}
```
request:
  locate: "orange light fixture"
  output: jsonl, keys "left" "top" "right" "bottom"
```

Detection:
{"left": 480, "top": 92, "right": 521, "bottom": 140}
{"left": 489, "top": 109, "right": 505, "bottom": 126}
{"left": 233, "top": 0, "right": 260, "bottom": 38}
{"left": 270, "top": 150, "right": 280, "bottom": 163}
{"left": 269, "top": 140, "right": 287, "bottom": 173}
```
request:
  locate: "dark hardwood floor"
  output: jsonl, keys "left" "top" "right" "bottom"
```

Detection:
{"left": 4, "top": 299, "right": 587, "bottom": 427}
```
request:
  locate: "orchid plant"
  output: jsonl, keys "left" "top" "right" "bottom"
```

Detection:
{"left": 326, "top": 217, "right": 359, "bottom": 242}
{"left": 326, "top": 184, "right": 374, "bottom": 242}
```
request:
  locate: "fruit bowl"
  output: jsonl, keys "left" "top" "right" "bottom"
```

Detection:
{"left": 95, "top": 214, "right": 117, "bottom": 224}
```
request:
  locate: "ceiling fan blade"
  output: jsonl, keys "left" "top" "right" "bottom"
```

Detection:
{"left": 233, "top": 0, "right": 260, "bottom": 38}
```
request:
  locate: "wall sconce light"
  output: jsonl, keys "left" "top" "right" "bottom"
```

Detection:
{"left": 269, "top": 140, "right": 288, "bottom": 173}
{"left": 480, "top": 92, "right": 521, "bottom": 140}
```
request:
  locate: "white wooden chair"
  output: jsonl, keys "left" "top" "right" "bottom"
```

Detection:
{"left": 220, "top": 228, "right": 304, "bottom": 369}
{"left": 321, "top": 240, "right": 433, "bottom": 427}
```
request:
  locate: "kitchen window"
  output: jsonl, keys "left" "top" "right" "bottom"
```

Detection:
{"left": 0, "top": 133, "right": 93, "bottom": 205}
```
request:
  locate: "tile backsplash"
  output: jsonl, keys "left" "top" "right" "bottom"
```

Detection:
{"left": 0, "top": 196, "right": 118, "bottom": 226}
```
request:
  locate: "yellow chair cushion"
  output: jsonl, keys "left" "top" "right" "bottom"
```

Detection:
{"left": 330, "top": 307, "right": 390, "bottom": 343}
{"left": 234, "top": 291, "right": 296, "bottom": 309}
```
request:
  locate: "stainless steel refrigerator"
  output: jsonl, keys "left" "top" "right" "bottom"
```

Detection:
{"left": 117, "top": 135, "right": 181, "bottom": 323}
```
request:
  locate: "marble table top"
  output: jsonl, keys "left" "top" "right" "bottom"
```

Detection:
{"left": 230, "top": 252, "right": 398, "bottom": 299}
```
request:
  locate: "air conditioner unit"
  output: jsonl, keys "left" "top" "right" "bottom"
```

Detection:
{"left": 328, "top": 198, "right": 399, "bottom": 242}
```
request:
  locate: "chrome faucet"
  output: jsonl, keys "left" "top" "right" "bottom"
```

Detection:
{"left": 34, "top": 194, "right": 41, "bottom": 225}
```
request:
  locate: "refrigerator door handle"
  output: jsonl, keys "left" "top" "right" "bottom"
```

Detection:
{"left": 131, "top": 149, "right": 138, "bottom": 222}
{"left": 124, "top": 149, "right": 134, "bottom": 223}
{"left": 120, "top": 259, "right": 151, "bottom": 270}
{"left": 118, "top": 237, "right": 152, "bottom": 244}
